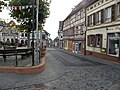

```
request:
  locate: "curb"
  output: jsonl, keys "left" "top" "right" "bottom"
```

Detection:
{"left": 0, "top": 57, "right": 45, "bottom": 74}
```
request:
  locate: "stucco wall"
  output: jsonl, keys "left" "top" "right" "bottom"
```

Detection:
{"left": 86, "top": 27, "right": 107, "bottom": 53}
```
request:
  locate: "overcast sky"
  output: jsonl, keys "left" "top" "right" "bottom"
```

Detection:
{"left": 0, "top": 0, "right": 82, "bottom": 40}
{"left": 44, "top": 0, "right": 82, "bottom": 40}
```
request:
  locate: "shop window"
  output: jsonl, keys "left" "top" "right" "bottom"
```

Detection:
{"left": 108, "top": 33, "right": 120, "bottom": 57}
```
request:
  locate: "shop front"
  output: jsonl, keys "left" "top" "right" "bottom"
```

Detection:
{"left": 63, "top": 40, "right": 68, "bottom": 50}
{"left": 107, "top": 33, "right": 120, "bottom": 60}
{"left": 107, "top": 26, "right": 120, "bottom": 61}
{"left": 68, "top": 40, "right": 73, "bottom": 51}
{"left": 74, "top": 41, "right": 81, "bottom": 53}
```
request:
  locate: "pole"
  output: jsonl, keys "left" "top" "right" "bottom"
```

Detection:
{"left": 32, "top": 0, "right": 35, "bottom": 66}
{"left": 36, "top": 0, "right": 39, "bottom": 63}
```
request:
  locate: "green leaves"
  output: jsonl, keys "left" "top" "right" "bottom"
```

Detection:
{"left": 0, "top": 1, "right": 7, "bottom": 12}
{"left": 9, "top": 0, "right": 51, "bottom": 32}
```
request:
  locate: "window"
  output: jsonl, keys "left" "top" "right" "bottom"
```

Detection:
{"left": 87, "top": 34, "right": 102, "bottom": 47}
{"left": 89, "top": 14, "right": 94, "bottom": 26}
{"left": 11, "top": 38, "right": 14, "bottom": 43}
{"left": 105, "top": 7, "right": 112, "bottom": 23}
{"left": 94, "top": 4, "right": 96, "bottom": 7}
{"left": 25, "top": 40, "right": 28, "bottom": 45}
{"left": 81, "top": 10, "right": 84, "bottom": 18}
{"left": 108, "top": 33, "right": 120, "bottom": 57}
{"left": 42, "top": 34, "right": 45, "bottom": 40}
{"left": 96, "top": 34, "right": 102, "bottom": 47}
{"left": 90, "top": 6, "right": 93, "bottom": 10}
{"left": 87, "top": 35, "right": 96, "bottom": 47}
{"left": 88, "top": 14, "right": 95, "bottom": 26}
{"left": 96, "top": 11, "right": 101, "bottom": 24}
{"left": 25, "top": 33, "right": 27, "bottom": 37}
{"left": 21, "top": 40, "right": 24, "bottom": 45}
{"left": 21, "top": 33, "right": 24, "bottom": 37}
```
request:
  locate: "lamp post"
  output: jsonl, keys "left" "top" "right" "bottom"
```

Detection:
{"left": 36, "top": 0, "right": 39, "bottom": 63}
{"left": 32, "top": 0, "right": 35, "bottom": 66}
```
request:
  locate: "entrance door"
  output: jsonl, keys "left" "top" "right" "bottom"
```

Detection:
{"left": 108, "top": 33, "right": 120, "bottom": 58}
{"left": 78, "top": 42, "right": 81, "bottom": 53}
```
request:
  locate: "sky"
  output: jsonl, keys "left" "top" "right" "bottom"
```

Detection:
{"left": 44, "top": 0, "right": 82, "bottom": 40}
{"left": 0, "top": 0, "right": 82, "bottom": 40}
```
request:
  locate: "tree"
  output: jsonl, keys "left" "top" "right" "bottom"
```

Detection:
{"left": 0, "top": 1, "right": 7, "bottom": 12}
{"left": 9, "top": 0, "right": 51, "bottom": 31}
{"left": 9, "top": 0, "right": 51, "bottom": 47}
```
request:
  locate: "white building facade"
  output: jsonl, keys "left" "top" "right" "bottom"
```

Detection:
{"left": 86, "top": 0, "right": 120, "bottom": 61}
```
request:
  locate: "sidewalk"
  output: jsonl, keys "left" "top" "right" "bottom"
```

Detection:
{"left": 59, "top": 48, "right": 120, "bottom": 67}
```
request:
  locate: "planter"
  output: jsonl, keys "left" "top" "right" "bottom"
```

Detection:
{"left": 41, "top": 48, "right": 46, "bottom": 57}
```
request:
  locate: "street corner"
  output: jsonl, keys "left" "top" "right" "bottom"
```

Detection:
{"left": 0, "top": 57, "right": 46, "bottom": 74}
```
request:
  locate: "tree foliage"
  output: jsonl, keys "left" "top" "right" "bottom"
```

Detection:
{"left": 0, "top": 1, "right": 7, "bottom": 12}
{"left": 9, "top": 0, "right": 51, "bottom": 31}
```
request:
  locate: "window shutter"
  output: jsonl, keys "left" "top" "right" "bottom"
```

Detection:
{"left": 100, "top": 34, "right": 103, "bottom": 48}
{"left": 101, "top": 9, "right": 104, "bottom": 23}
{"left": 87, "top": 35, "right": 90, "bottom": 46}
{"left": 112, "top": 4, "right": 116, "bottom": 21}
{"left": 93, "top": 13, "right": 96, "bottom": 25}
{"left": 93, "top": 35, "right": 96, "bottom": 47}
{"left": 96, "top": 12, "right": 98, "bottom": 24}
{"left": 88, "top": 16, "right": 89, "bottom": 26}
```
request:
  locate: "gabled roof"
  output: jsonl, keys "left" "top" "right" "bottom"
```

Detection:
{"left": 43, "top": 30, "right": 50, "bottom": 36}
{"left": 64, "top": 0, "right": 98, "bottom": 21}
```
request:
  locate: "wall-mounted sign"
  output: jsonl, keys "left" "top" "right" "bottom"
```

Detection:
{"left": 107, "top": 26, "right": 120, "bottom": 31}
{"left": 100, "top": 48, "right": 106, "bottom": 53}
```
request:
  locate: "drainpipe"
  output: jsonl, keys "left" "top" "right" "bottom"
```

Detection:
{"left": 84, "top": 7, "right": 87, "bottom": 55}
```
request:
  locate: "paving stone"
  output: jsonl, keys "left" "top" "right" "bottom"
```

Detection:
{"left": 0, "top": 48, "right": 120, "bottom": 90}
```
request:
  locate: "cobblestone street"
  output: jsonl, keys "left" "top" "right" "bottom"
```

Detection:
{"left": 0, "top": 48, "right": 120, "bottom": 90}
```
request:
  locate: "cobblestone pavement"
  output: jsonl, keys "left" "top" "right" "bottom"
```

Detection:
{"left": 0, "top": 56, "right": 33, "bottom": 67}
{"left": 0, "top": 48, "right": 120, "bottom": 90}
